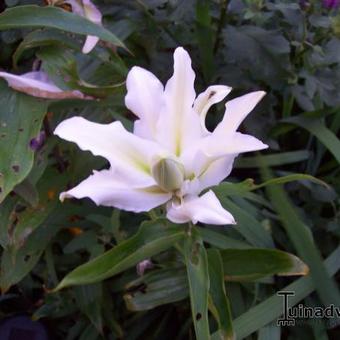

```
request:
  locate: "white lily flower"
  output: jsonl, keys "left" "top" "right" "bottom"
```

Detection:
{"left": 54, "top": 47, "right": 268, "bottom": 225}
{"left": 0, "top": 70, "right": 86, "bottom": 99}
{"left": 65, "top": 0, "right": 102, "bottom": 53}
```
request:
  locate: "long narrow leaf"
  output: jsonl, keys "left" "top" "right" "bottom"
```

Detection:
{"left": 220, "top": 248, "right": 308, "bottom": 281}
{"left": 261, "top": 164, "right": 340, "bottom": 307}
{"left": 215, "top": 196, "right": 274, "bottom": 248}
{"left": 283, "top": 116, "right": 340, "bottom": 163}
{"left": 207, "top": 249, "right": 235, "bottom": 340}
{"left": 215, "top": 173, "right": 328, "bottom": 198}
{"left": 235, "top": 150, "right": 309, "bottom": 168}
{"left": 183, "top": 229, "right": 211, "bottom": 340}
{"left": 0, "top": 82, "right": 47, "bottom": 203}
{"left": 198, "top": 227, "right": 252, "bottom": 249}
{"left": 211, "top": 246, "right": 340, "bottom": 340}
{"left": 54, "top": 221, "right": 185, "bottom": 290}
{"left": 0, "top": 5, "right": 126, "bottom": 49}
{"left": 124, "top": 268, "right": 188, "bottom": 311}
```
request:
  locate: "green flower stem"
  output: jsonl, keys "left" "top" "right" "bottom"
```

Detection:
{"left": 148, "top": 209, "right": 159, "bottom": 221}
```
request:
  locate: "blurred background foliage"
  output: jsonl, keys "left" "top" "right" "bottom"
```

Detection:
{"left": 0, "top": 0, "right": 339, "bottom": 339}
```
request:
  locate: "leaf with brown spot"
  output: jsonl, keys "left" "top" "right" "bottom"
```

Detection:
{"left": 0, "top": 81, "right": 48, "bottom": 203}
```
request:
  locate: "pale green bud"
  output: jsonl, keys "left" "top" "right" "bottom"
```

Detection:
{"left": 151, "top": 158, "right": 184, "bottom": 192}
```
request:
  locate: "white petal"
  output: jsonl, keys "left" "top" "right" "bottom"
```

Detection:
{"left": 82, "top": 0, "right": 102, "bottom": 53}
{"left": 133, "top": 119, "right": 152, "bottom": 140}
{"left": 165, "top": 47, "right": 196, "bottom": 111}
{"left": 214, "top": 91, "right": 266, "bottom": 135}
{"left": 184, "top": 91, "right": 267, "bottom": 184}
{"left": 156, "top": 47, "right": 202, "bottom": 155}
{"left": 66, "top": 0, "right": 102, "bottom": 53}
{"left": 166, "top": 190, "right": 236, "bottom": 225}
{"left": 194, "top": 85, "right": 232, "bottom": 134}
{"left": 0, "top": 71, "right": 85, "bottom": 99}
{"left": 54, "top": 116, "right": 168, "bottom": 185}
{"left": 181, "top": 147, "right": 235, "bottom": 191}
{"left": 83, "top": 0, "right": 102, "bottom": 25}
{"left": 125, "top": 66, "right": 164, "bottom": 139}
{"left": 63, "top": 0, "right": 85, "bottom": 17}
{"left": 181, "top": 132, "right": 266, "bottom": 192}
{"left": 197, "top": 155, "right": 236, "bottom": 191}
{"left": 202, "top": 132, "right": 268, "bottom": 157}
{"left": 82, "top": 35, "right": 100, "bottom": 54}
{"left": 60, "top": 169, "right": 171, "bottom": 212}
{"left": 179, "top": 178, "right": 201, "bottom": 197}
{"left": 65, "top": 0, "right": 84, "bottom": 16}
{"left": 181, "top": 90, "right": 266, "bottom": 178}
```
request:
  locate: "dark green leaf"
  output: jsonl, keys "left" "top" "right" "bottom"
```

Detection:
{"left": 124, "top": 268, "right": 188, "bottom": 311}
{"left": 0, "top": 5, "right": 126, "bottom": 49}
{"left": 183, "top": 228, "right": 210, "bottom": 340}
{"left": 195, "top": 0, "right": 214, "bottom": 81}
{"left": 54, "top": 221, "right": 185, "bottom": 290}
{"left": 75, "top": 283, "right": 103, "bottom": 333}
{"left": 215, "top": 195, "right": 274, "bottom": 248}
{"left": 235, "top": 151, "right": 310, "bottom": 168}
{"left": 198, "top": 227, "right": 252, "bottom": 250}
{"left": 220, "top": 248, "right": 308, "bottom": 281}
{"left": 261, "top": 164, "right": 340, "bottom": 307}
{"left": 214, "top": 173, "right": 328, "bottom": 197}
{"left": 0, "top": 207, "right": 64, "bottom": 292}
{"left": 283, "top": 116, "right": 340, "bottom": 164}
{"left": 207, "top": 249, "right": 235, "bottom": 340}
{"left": 0, "top": 81, "right": 47, "bottom": 203}
{"left": 13, "top": 28, "right": 80, "bottom": 67}
{"left": 211, "top": 246, "right": 340, "bottom": 339}
{"left": 12, "top": 178, "right": 39, "bottom": 207}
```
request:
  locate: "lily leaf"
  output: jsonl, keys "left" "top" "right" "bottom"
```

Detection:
{"left": 12, "top": 178, "right": 39, "bottom": 207}
{"left": 13, "top": 29, "right": 80, "bottom": 68}
{"left": 216, "top": 196, "right": 274, "bottom": 248}
{"left": 0, "top": 169, "right": 69, "bottom": 292}
{"left": 220, "top": 248, "right": 309, "bottom": 282}
{"left": 0, "top": 208, "right": 64, "bottom": 292}
{"left": 235, "top": 150, "right": 309, "bottom": 168}
{"left": 38, "top": 46, "right": 126, "bottom": 98}
{"left": 207, "top": 249, "right": 235, "bottom": 340}
{"left": 11, "top": 172, "right": 61, "bottom": 249}
{"left": 0, "top": 81, "right": 47, "bottom": 203}
{"left": 54, "top": 221, "right": 185, "bottom": 290}
{"left": 283, "top": 115, "right": 340, "bottom": 164}
{"left": 215, "top": 172, "right": 328, "bottom": 197}
{"left": 63, "top": 62, "right": 125, "bottom": 98}
{"left": 182, "top": 229, "right": 211, "bottom": 340}
{"left": 261, "top": 164, "right": 340, "bottom": 307}
{"left": 74, "top": 283, "right": 104, "bottom": 334}
{"left": 198, "top": 227, "right": 252, "bottom": 250}
{"left": 0, "top": 5, "right": 126, "bottom": 50}
{"left": 124, "top": 268, "right": 188, "bottom": 311}
{"left": 210, "top": 246, "right": 340, "bottom": 340}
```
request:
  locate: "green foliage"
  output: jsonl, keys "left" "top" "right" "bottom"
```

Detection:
{"left": 182, "top": 229, "right": 210, "bottom": 340}
{"left": 0, "top": 0, "right": 339, "bottom": 339}
{"left": 55, "top": 221, "right": 186, "bottom": 290}
{"left": 0, "top": 81, "right": 47, "bottom": 203}
{"left": 207, "top": 249, "right": 234, "bottom": 340}
{"left": 0, "top": 5, "right": 125, "bottom": 49}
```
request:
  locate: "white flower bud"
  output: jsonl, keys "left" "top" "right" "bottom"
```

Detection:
{"left": 151, "top": 158, "right": 184, "bottom": 192}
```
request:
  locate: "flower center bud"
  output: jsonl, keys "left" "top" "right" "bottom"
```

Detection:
{"left": 151, "top": 158, "right": 184, "bottom": 192}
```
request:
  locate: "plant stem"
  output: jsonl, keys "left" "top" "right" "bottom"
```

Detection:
{"left": 148, "top": 209, "right": 158, "bottom": 221}
{"left": 187, "top": 222, "right": 194, "bottom": 236}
